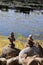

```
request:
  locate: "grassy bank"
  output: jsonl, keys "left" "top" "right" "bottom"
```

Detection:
{"left": 0, "top": 36, "right": 25, "bottom": 54}
{"left": 0, "top": 36, "right": 43, "bottom": 54}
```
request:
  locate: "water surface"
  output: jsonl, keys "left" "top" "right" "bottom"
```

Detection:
{"left": 0, "top": 10, "right": 43, "bottom": 40}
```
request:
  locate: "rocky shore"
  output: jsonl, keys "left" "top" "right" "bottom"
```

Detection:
{"left": 0, "top": 1, "right": 43, "bottom": 11}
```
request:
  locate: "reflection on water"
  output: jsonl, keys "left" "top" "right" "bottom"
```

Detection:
{"left": 0, "top": 9, "right": 43, "bottom": 40}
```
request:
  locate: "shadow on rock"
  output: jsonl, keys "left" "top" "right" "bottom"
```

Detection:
{"left": 1, "top": 44, "right": 21, "bottom": 59}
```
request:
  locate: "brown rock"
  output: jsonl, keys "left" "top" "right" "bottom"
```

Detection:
{"left": 27, "top": 60, "right": 40, "bottom": 65}
{"left": 7, "top": 56, "right": 21, "bottom": 65}
{"left": 0, "top": 58, "right": 7, "bottom": 65}
{"left": 35, "top": 57, "right": 43, "bottom": 65}
{"left": 20, "top": 56, "right": 42, "bottom": 65}
{"left": 41, "top": 60, "right": 43, "bottom": 65}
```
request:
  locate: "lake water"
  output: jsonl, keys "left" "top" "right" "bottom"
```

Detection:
{"left": 0, "top": 10, "right": 43, "bottom": 40}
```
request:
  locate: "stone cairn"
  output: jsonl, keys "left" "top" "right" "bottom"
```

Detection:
{"left": 1, "top": 32, "right": 20, "bottom": 58}
{"left": 0, "top": 34, "right": 43, "bottom": 65}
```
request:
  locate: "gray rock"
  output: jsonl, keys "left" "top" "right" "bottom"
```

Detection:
{"left": 19, "top": 46, "right": 40, "bottom": 64}
{"left": 1, "top": 44, "right": 20, "bottom": 58}
{"left": 19, "top": 47, "right": 33, "bottom": 64}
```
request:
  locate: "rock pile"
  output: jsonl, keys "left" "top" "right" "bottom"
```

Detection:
{"left": 0, "top": 56, "right": 43, "bottom": 65}
{"left": 0, "top": 33, "right": 43, "bottom": 65}
{"left": 1, "top": 32, "right": 20, "bottom": 58}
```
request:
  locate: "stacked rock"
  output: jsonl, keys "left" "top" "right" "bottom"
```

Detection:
{"left": 1, "top": 32, "right": 20, "bottom": 58}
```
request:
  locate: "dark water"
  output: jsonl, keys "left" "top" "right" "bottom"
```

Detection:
{"left": 0, "top": 10, "right": 43, "bottom": 40}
